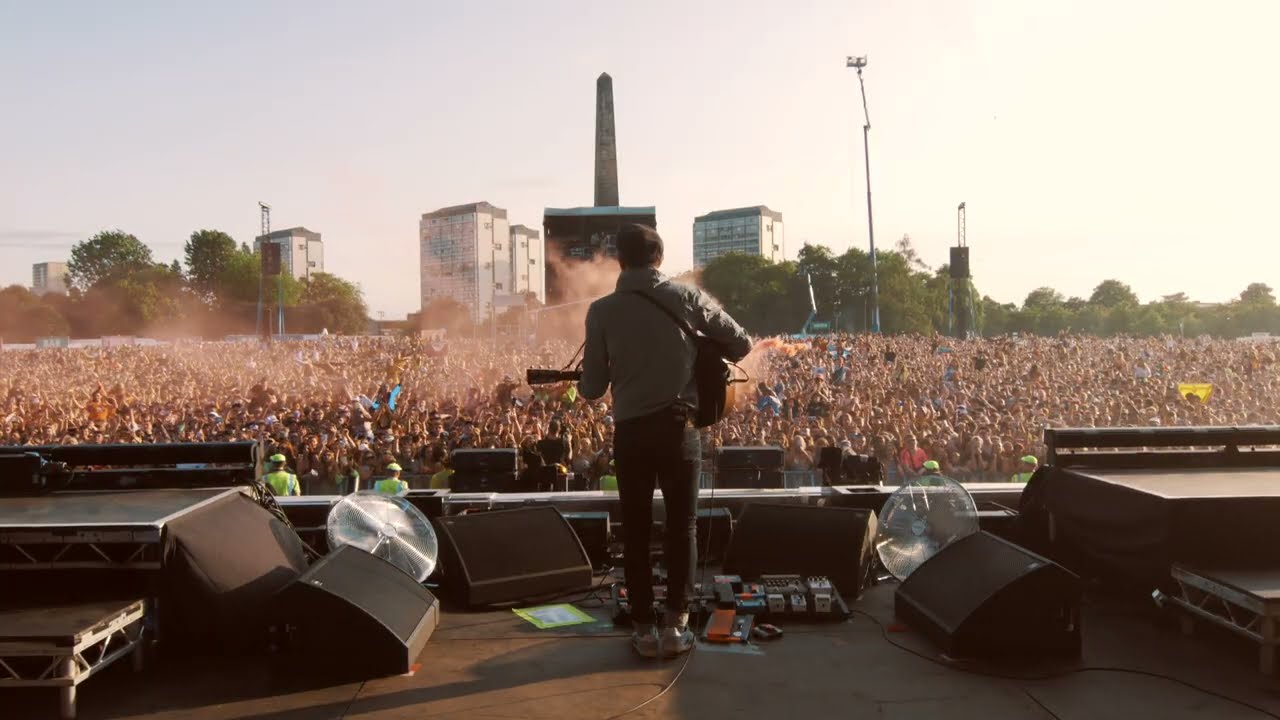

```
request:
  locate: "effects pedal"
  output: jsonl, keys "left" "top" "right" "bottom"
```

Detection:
{"left": 767, "top": 593, "right": 787, "bottom": 613}
{"left": 789, "top": 594, "right": 808, "bottom": 613}
{"left": 813, "top": 593, "right": 833, "bottom": 614}
{"left": 734, "top": 582, "right": 767, "bottom": 614}
{"left": 806, "top": 576, "right": 834, "bottom": 594}
{"left": 762, "top": 574, "right": 806, "bottom": 596}
{"left": 705, "top": 608, "right": 737, "bottom": 643}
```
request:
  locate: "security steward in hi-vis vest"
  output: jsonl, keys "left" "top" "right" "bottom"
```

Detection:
{"left": 599, "top": 460, "right": 618, "bottom": 492}
{"left": 1011, "top": 455, "right": 1037, "bottom": 483}
{"left": 374, "top": 462, "right": 410, "bottom": 496}
{"left": 916, "top": 460, "right": 946, "bottom": 486}
{"left": 262, "top": 453, "right": 301, "bottom": 496}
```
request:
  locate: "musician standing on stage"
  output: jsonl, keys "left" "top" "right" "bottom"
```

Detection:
{"left": 578, "top": 224, "right": 752, "bottom": 659}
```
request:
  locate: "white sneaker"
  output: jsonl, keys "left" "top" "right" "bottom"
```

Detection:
{"left": 631, "top": 624, "right": 660, "bottom": 659}
{"left": 659, "top": 625, "right": 695, "bottom": 659}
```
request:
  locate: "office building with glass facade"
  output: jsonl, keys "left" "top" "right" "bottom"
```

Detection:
{"left": 691, "top": 206, "right": 784, "bottom": 268}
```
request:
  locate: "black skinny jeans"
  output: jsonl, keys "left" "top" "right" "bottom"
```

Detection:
{"left": 613, "top": 407, "right": 700, "bottom": 626}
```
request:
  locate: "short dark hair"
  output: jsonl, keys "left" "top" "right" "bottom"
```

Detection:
{"left": 615, "top": 224, "right": 663, "bottom": 269}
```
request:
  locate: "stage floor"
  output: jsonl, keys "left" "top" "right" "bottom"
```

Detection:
{"left": 1084, "top": 468, "right": 1280, "bottom": 499}
{"left": 8, "top": 583, "right": 1280, "bottom": 720}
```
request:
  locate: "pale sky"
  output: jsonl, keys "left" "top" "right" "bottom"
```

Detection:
{"left": 2, "top": 0, "right": 1277, "bottom": 317}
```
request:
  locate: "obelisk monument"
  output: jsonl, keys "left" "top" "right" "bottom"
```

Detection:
{"left": 594, "top": 72, "right": 619, "bottom": 207}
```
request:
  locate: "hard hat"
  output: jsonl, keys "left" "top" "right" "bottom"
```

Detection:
{"left": 387, "top": 462, "right": 402, "bottom": 473}
{"left": 269, "top": 453, "right": 286, "bottom": 463}
{"left": 922, "top": 460, "right": 940, "bottom": 471}
{"left": 1020, "top": 455, "right": 1038, "bottom": 465}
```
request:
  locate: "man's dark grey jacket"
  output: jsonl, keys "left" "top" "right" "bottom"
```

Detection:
{"left": 578, "top": 268, "right": 753, "bottom": 423}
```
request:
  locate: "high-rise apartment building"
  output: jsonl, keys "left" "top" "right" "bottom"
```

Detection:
{"left": 691, "top": 206, "right": 784, "bottom": 268}
{"left": 509, "top": 225, "right": 545, "bottom": 303}
{"left": 31, "top": 262, "right": 68, "bottom": 295}
{"left": 254, "top": 227, "right": 324, "bottom": 281}
{"left": 419, "top": 202, "right": 511, "bottom": 321}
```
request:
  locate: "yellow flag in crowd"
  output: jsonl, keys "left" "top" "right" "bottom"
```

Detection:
{"left": 1179, "top": 383, "right": 1213, "bottom": 402}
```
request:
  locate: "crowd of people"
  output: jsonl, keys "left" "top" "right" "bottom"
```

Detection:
{"left": 1, "top": 331, "right": 1276, "bottom": 492}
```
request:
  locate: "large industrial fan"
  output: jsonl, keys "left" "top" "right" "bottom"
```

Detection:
{"left": 327, "top": 491, "right": 439, "bottom": 582}
{"left": 875, "top": 476, "right": 979, "bottom": 580}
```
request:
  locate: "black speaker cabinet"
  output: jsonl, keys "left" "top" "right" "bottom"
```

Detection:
{"left": 716, "top": 468, "right": 784, "bottom": 489}
{"left": 273, "top": 545, "right": 439, "bottom": 679}
{"left": 261, "top": 241, "right": 282, "bottom": 277}
{"left": 450, "top": 470, "right": 518, "bottom": 493}
{"left": 895, "top": 531, "right": 1081, "bottom": 658}
{"left": 562, "top": 511, "right": 611, "bottom": 569}
{"left": 723, "top": 503, "right": 878, "bottom": 598}
{"left": 404, "top": 489, "right": 446, "bottom": 518}
{"left": 716, "top": 446, "right": 784, "bottom": 470}
{"left": 949, "top": 246, "right": 970, "bottom": 278}
{"left": 432, "top": 506, "right": 593, "bottom": 607}
{"left": 697, "top": 507, "right": 734, "bottom": 562}
{"left": 451, "top": 448, "right": 517, "bottom": 472}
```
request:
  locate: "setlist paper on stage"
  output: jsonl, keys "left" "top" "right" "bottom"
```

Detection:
{"left": 512, "top": 604, "right": 596, "bottom": 629}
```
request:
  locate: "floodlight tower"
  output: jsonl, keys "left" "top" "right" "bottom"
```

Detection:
{"left": 846, "top": 54, "right": 880, "bottom": 333}
{"left": 257, "top": 202, "right": 271, "bottom": 337}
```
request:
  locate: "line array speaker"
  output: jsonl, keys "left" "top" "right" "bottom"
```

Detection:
{"left": 261, "top": 242, "right": 282, "bottom": 277}
{"left": 949, "top": 246, "right": 970, "bottom": 279}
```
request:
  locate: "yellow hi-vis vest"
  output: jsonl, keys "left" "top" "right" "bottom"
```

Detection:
{"left": 1012, "top": 471, "right": 1034, "bottom": 484}
{"left": 263, "top": 470, "right": 300, "bottom": 496}
{"left": 374, "top": 477, "right": 409, "bottom": 495}
{"left": 599, "top": 474, "right": 618, "bottom": 492}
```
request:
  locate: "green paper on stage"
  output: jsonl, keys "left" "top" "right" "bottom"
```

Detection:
{"left": 513, "top": 604, "right": 595, "bottom": 629}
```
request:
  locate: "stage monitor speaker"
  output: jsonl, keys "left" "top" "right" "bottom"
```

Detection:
{"left": 697, "top": 507, "right": 734, "bottom": 562}
{"left": 818, "top": 447, "right": 843, "bottom": 472}
{"left": 452, "top": 448, "right": 517, "bottom": 472}
{"left": 261, "top": 242, "right": 282, "bottom": 277}
{"left": 716, "top": 446, "right": 784, "bottom": 470}
{"left": 563, "top": 511, "right": 611, "bottom": 569}
{"left": 723, "top": 503, "right": 877, "bottom": 598}
{"left": 895, "top": 531, "right": 1081, "bottom": 658}
{"left": 273, "top": 544, "right": 439, "bottom": 679}
{"left": 432, "top": 506, "right": 593, "bottom": 607}
{"left": 716, "top": 468, "right": 784, "bottom": 489}
{"left": 449, "top": 470, "right": 517, "bottom": 493}
{"left": 949, "top": 246, "right": 970, "bottom": 279}
{"left": 404, "top": 489, "right": 446, "bottom": 518}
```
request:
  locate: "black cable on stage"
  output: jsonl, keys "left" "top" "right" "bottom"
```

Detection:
{"left": 1020, "top": 686, "right": 1061, "bottom": 720}
{"left": 599, "top": 645, "right": 696, "bottom": 720}
{"left": 848, "top": 610, "right": 1280, "bottom": 720}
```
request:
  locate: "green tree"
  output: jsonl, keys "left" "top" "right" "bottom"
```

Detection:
{"left": 66, "top": 230, "right": 153, "bottom": 290}
{"left": 212, "top": 249, "right": 304, "bottom": 331}
{"left": 1023, "top": 287, "right": 1065, "bottom": 311}
{"left": 184, "top": 229, "right": 238, "bottom": 296}
{"left": 295, "top": 273, "right": 369, "bottom": 334}
{"left": 796, "top": 244, "right": 839, "bottom": 319}
{"left": 420, "top": 296, "right": 473, "bottom": 336}
{"left": 0, "top": 286, "right": 71, "bottom": 342}
{"left": 1239, "top": 283, "right": 1276, "bottom": 306}
{"left": 1088, "top": 279, "right": 1139, "bottom": 308}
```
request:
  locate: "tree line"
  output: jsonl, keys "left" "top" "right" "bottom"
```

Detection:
{"left": 697, "top": 237, "right": 1280, "bottom": 338}
{"left": 0, "top": 230, "right": 369, "bottom": 342}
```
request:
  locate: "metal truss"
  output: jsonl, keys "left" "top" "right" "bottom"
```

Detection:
{"left": 1168, "top": 565, "right": 1280, "bottom": 674}
{"left": 0, "top": 602, "right": 145, "bottom": 718}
